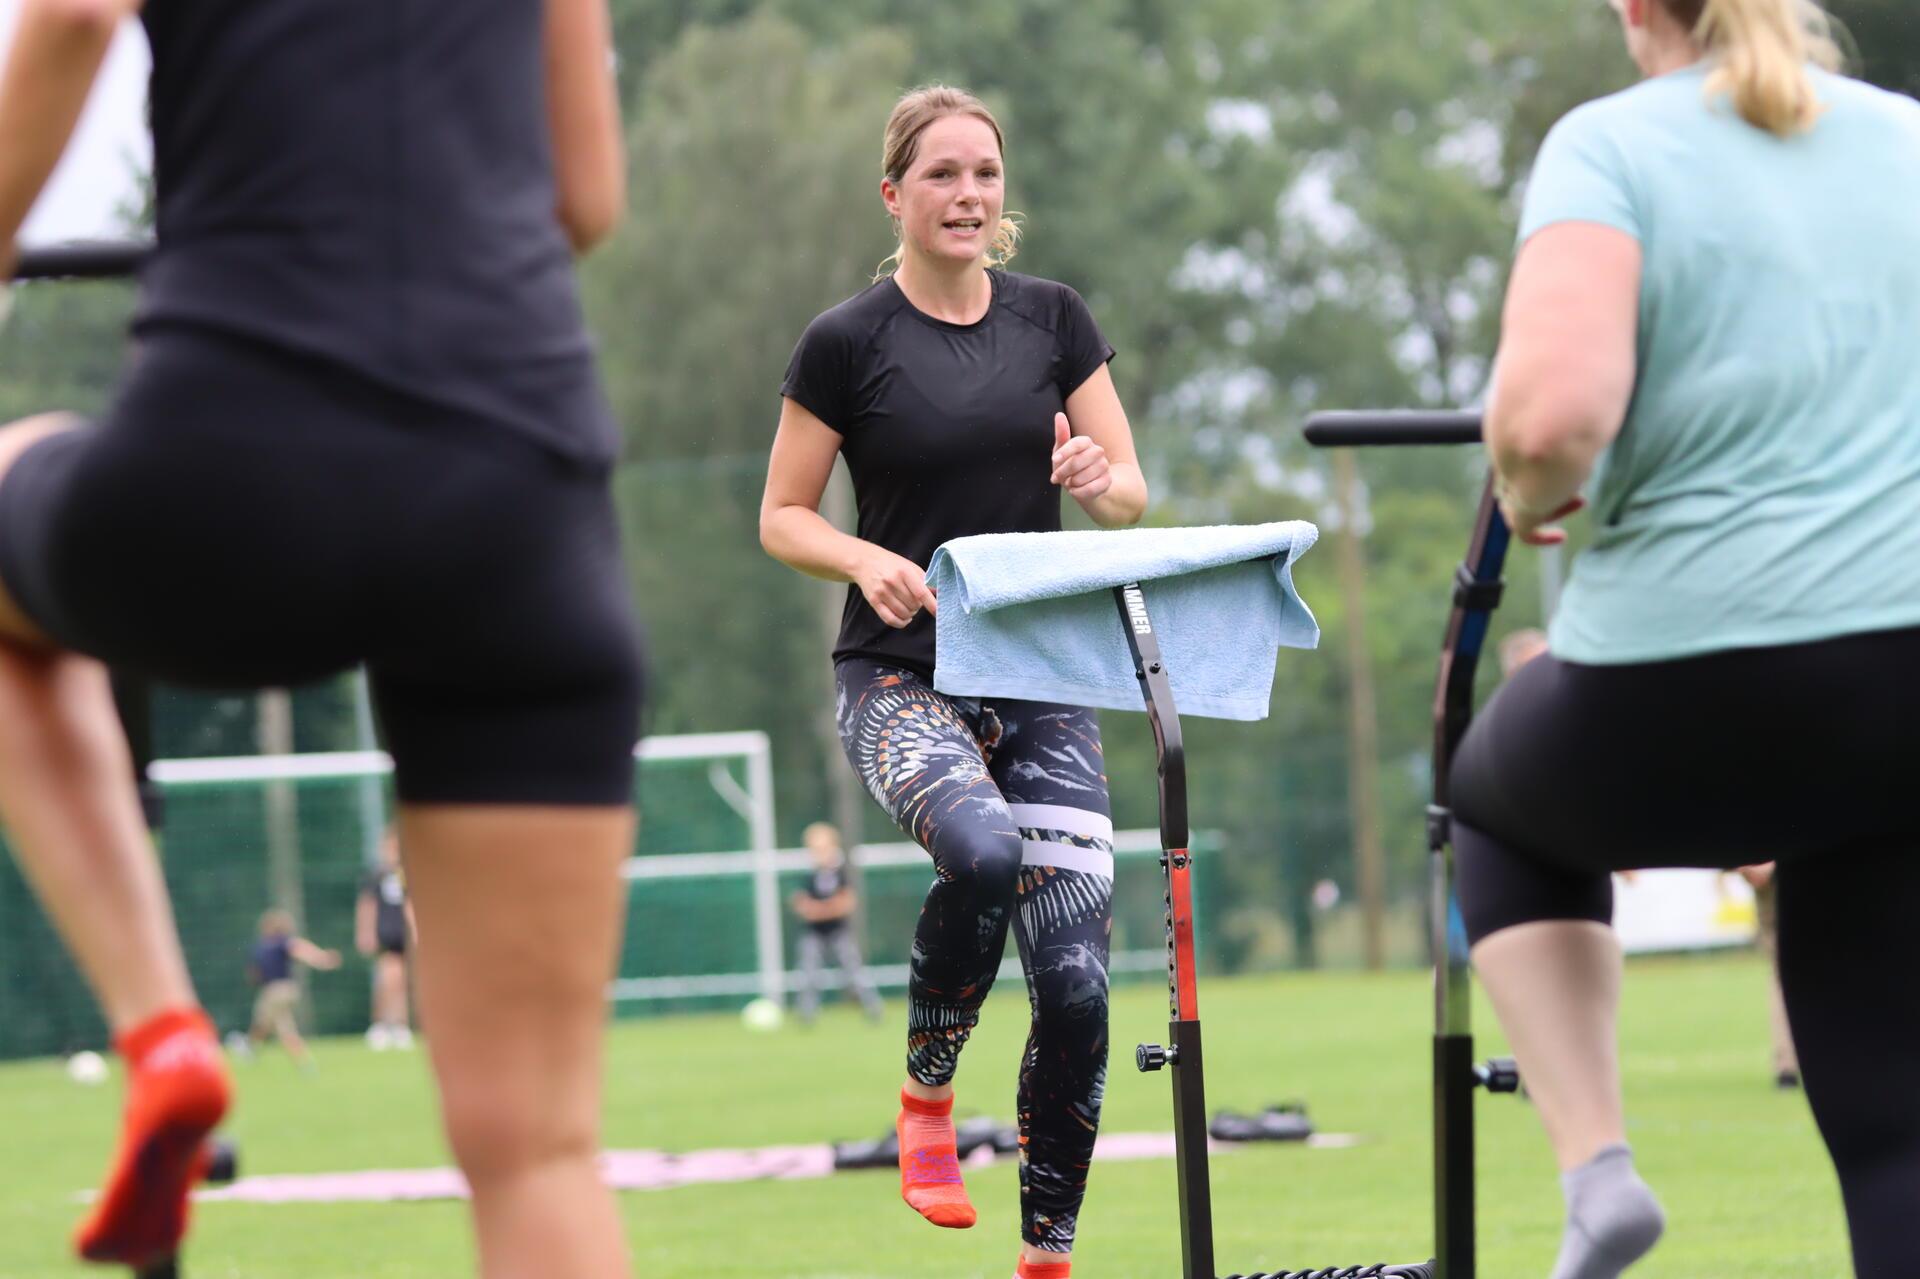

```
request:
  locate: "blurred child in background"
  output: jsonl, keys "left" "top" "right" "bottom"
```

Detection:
{"left": 245, "top": 909, "right": 340, "bottom": 1072}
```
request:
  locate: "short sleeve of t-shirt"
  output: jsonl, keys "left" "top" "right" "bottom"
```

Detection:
{"left": 780, "top": 310, "right": 860, "bottom": 433}
{"left": 1518, "top": 104, "right": 1644, "bottom": 247}
{"left": 1053, "top": 284, "right": 1116, "bottom": 398}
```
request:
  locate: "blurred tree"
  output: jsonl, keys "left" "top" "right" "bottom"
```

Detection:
{"left": 0, "top": 280, "right": 135, "bottom": 421}
{"left": 581, "top": 0, "right": 1637, "bottom": 962}
{"left": 590, "top": 3, "right": 1267, "bottom": 852}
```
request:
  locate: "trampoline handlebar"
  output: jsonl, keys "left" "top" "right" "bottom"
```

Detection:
{"left": 11, "top": 239, "right": 153, "bottom": 283}
{"left": 1303, "top": 410, "right": 1482, "bottom": 447}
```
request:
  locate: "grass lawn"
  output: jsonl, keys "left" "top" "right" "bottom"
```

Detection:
{"left": 0, "top": 952, "right": 1848, "bottom": 1277}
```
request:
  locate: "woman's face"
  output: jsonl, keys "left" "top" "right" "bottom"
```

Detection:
{"left": 883, "top": 114, "right": 1005, "bottom": 269}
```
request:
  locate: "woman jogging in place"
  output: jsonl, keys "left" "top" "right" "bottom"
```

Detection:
{"left": 761, "top": 84, "right": 1147, "bottom": 1279}
{"left": 1449, "top": 2, "right": 1920, "bottom": 1275}
{"left": 0, "top": 1, "right": 641, "bottom": 1274}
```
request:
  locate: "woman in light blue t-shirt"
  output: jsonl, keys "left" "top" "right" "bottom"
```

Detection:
{"left": 1448, "top": 0, "right": 1920, "bottom": 1276}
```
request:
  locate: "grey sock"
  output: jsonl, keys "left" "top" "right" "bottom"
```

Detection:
{"left": 1549, "top": 1144, "right": 1665, "bottom": 1279}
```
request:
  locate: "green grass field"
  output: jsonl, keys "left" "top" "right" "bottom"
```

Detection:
{"left": 0, "top": 952, "right": 1847, "bottom": 1278}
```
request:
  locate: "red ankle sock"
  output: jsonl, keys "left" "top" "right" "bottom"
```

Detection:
{"left": 74, "top": 1007, "right": 231, "bottom": 1266}
{"left": 897, "top": 1087, "right": 976, "bottom": 1229}
{"left": 1016, "top": 1259, "right": 1071, "bottom": 1279}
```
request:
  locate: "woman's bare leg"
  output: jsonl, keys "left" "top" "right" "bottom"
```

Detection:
{"left": 399, "top": 804, "right": 633, "bottom": 1279}
{"left": 1473, "top": 920, "right": 1662, "bottom": 1279}
{"left": 1472, "top": 919, "right": 1626, "bottom": 1169}
{"left": 0, "top": 645, "right": 197, "bottom": 1025}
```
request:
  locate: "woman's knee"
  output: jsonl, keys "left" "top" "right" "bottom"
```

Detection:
{"left": 938, "top": 825, "right": 1023, "bottom": 905}
{"left": 1028, "top": 941, "right": 1111, "bottom": 1029}
{"left": 438, "top": 1067, "right": 599, "bottom": 1185}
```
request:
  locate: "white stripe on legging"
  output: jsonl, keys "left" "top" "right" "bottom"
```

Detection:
{"left": 1008, "top": 803, "right": 1114, "bottom": 843}
{"left": 1020, "top": 839, "right": 1115, "bottom": 880}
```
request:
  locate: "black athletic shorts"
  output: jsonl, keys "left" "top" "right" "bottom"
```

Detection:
{"left": 0, "top": 330, "right": 645, "bottom": 805}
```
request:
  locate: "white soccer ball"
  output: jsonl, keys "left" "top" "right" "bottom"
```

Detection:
{"left": 66, "top": 1050, "right": 109, "bottom": 1086}
{"left": 740, "top": 997, "right": 784, "bottom": 1032}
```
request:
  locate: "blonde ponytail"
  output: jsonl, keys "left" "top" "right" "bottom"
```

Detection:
{"left": 987, "top": 215, "right": 1022, "bottom": 269}
{"left": 1687, "top": 0, "right": 1840, "bottom": 137}
{"left": 873, "top": 85, "right": 1024, "bottom": 280}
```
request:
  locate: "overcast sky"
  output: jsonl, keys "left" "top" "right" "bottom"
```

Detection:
{"left": 0, "top": 5, "right": 149, "bottom": 244}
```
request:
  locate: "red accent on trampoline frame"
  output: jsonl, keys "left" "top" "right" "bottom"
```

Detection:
{"left": 1170, "top": 847, "right": 1199, "bottom": 1019}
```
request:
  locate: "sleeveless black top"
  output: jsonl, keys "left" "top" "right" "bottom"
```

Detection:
{"left": 134, "top": 0, "right": 617, "bottom": 464}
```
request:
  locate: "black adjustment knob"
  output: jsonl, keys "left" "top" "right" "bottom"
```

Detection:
{"left": 202, "top": 1136, "right": 239, "bottom": 1184}
{"left": 1136, "top": 1043, "right": 1174, "bottom": 1072}
{"left": 1474, "top": 1056, "right": 1521, "bottom": 1094}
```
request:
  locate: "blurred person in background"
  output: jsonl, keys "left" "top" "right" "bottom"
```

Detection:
{"left": 0, "top": 0, "right": 641, "bottom": 1273}
{"left": 1447, "top": 0, "right": 1920, "bottom": 1275}
{"left": 790, "top": 821, "right": 883, "bottom": 1025}
{"left": 244, "top": 908, "right": 341, "bottom": 1073}
{"left": 357, "top": 827, "right": 417, "bottom": 1051}
{"left": 1499, "top": 627, "right": 1551, "bottom": 678}
{"left": 762, "top": 83, "right": 1146, "bottom": 1279}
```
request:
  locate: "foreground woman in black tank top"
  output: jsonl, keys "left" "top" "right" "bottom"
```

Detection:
{"left": 0, "top": 2, "right": 639, "bottom": 1274}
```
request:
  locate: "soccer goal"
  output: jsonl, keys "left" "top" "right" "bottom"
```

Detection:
{"left": 144, "top": 732, "right": 779, "bottom": 1027}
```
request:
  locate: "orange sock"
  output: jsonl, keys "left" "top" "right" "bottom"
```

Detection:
{"left": 1015, "top": 1258, "right": 1071, "bottom": 1279}
{"left": 897, "top": 1087, "right": 976, "bottom": 1229}
{"left": 74, "top": 1007, "right": 231, "bottom": 1266}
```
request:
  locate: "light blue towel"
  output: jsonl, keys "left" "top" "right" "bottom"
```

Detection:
{"left": 926, "top": 523, "right": 1320, "bottom": 721}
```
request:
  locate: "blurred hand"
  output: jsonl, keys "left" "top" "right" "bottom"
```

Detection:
{"left": 853, "top": 545, "right": 937, "bottom": 629}
{"left": 1051, "top": 413, "right": 1112, "bottom": 505}
{"left": 1738, "top": 862, "right": 1776, "bottom": 891}
{"left": 1498, "top": 486, "right": 1586, "bottom": 547}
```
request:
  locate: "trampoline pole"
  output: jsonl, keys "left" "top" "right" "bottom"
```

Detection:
{"left": 1303, "top": 410, "right": 1500, "bottom": 1279}
{"left": 1429, "top": 476, "right": 1509, "bottom": 1279}
{"left": 1116, "top": 583, "right": 1213, "bottom": 1279}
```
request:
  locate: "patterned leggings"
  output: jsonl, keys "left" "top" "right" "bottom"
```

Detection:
{"left": 836, "top": 658, "right": 1113, "bottom": 1253}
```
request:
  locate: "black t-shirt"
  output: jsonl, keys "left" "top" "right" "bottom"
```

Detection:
{"left": 251, "top": 936, "right": 292, "bottom": 985}
{"left": 134, "top": 0, "right": 617, "bottom": 465}
{"left": 781, "top": 270, "right": 1115, "bottom": 677}
{"left": 802, "top": 864, "right": 850, "bottom": 935}
{"left": 362, "top": 869, "right": 409, "bottom": 950}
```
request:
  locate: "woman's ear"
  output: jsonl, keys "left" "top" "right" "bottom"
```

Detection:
{"left": 880, "top": 176, "right": 902, "bottom": 221}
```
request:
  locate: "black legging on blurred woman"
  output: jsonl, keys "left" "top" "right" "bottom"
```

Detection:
{"left": 1450, "top": 623, "right": 1920, "bottom": 1278}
